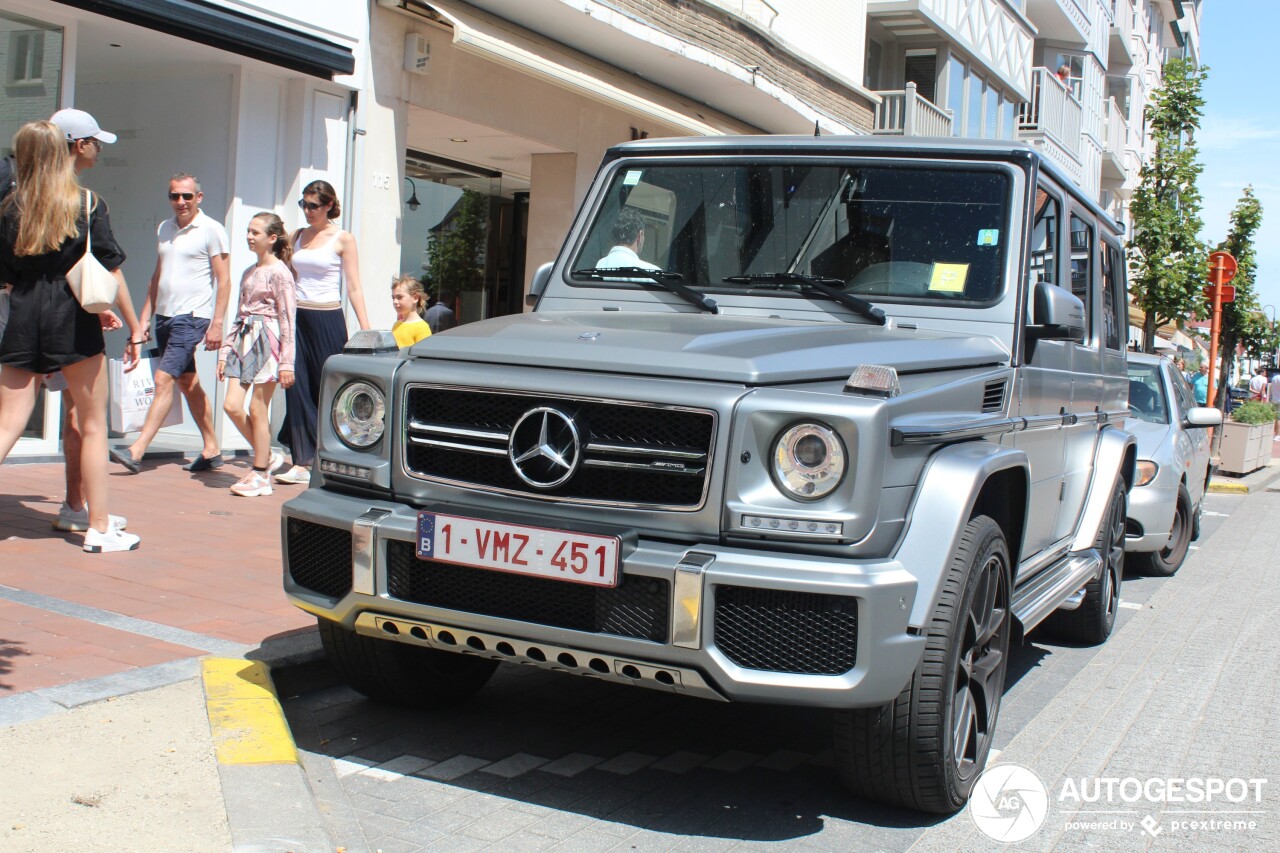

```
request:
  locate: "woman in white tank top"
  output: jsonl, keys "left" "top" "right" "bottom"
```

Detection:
{"left": 275, "top": 179, "right": 370, "bottom": 484}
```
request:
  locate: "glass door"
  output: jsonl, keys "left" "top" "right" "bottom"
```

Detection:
{"left": 0, "top": 10, "right": 64, "bottom": 455}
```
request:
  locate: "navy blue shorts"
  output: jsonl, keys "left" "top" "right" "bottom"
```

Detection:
{"left": 153, "top": 313, "right": 209, "bottom": 377}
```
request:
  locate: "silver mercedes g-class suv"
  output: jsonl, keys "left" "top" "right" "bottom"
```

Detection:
{"left": 282, "top": 136, "right": 1135, "bottom": 813}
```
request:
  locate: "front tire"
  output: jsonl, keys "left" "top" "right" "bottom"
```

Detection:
{"left": 1135, "top": 484, "right": 1192, "bottom": 577}
{"left": 319, "top": 618, "right": 497, "bottom": 708}
{"left": 833, "top": 515, "right": 1011, "bottom": 813}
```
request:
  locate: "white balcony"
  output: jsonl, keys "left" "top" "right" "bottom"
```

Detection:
{"left": 1025, "top": 0, "right": 1089, "bottom": 45}
{"left": 872, "top": 82, "right": 954, "bottom": 137}
{"left": 1017, "top": 67, "right": 1084, "bottom": 183}
{"left": 1109, "top": 0, "right": 1135, "bottom": 67}
{"left": 1100, "top": 96, "right": 1128, "bottom": 185}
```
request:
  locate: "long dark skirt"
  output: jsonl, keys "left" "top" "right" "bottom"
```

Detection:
{"left": 279, "top": 307, "right": 348, "bottom": 466}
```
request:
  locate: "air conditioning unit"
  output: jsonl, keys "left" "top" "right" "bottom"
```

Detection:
{"left": 404, "top": 33, "right": 430, "bottom": 75}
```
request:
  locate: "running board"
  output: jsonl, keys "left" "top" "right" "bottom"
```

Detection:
{"left": 1012, "top": 548, "right": 1102, "bottom": 633}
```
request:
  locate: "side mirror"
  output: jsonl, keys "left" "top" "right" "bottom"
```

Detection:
{"left": 524, "top": 262, "right": 552, "bottom": 308}
{"left": 1027, "top": 280, "right": 1086, "bottom": 342}
{"left": 1184, "top": 406, "right": 1223, "bottom": 428}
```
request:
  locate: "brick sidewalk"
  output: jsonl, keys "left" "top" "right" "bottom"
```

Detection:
{"left": 0, "top": 458, "right": 312, "bottom": 703}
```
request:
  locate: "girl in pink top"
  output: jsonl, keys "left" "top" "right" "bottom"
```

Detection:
{"left": 218, "top": 212, "right": 296, "bottom": 497}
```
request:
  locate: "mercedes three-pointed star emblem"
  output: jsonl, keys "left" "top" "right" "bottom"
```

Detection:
{"left": 509, "top": 407, "right": 581, "bottom": 488}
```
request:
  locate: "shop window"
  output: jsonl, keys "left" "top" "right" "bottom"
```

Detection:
{"left": 7, "top": 31, "right": 44, "bottom": 85}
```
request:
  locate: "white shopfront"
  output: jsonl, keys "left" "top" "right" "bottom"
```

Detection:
{"left": 0, "top": 0, "right": 361, "bottom": 458}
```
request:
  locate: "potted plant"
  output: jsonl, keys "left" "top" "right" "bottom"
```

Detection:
{"left": 1218, "top": 400, "right": 1276, "bottom": 475}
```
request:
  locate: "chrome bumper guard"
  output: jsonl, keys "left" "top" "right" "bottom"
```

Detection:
{"left": 353, "top": 611, "right": 727, "bottom": 702}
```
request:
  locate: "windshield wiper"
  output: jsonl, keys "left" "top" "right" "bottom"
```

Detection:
{"left": 722, "top": 272, "right": 886, "bottom": 326}
{"left": 572, "top": 267, "right": 719, "bottom": 314}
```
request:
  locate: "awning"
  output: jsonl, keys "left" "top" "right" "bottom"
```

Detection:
{"left": 54, "top": 0, "right": 355, "bottom": 80}
{"left": 407, "top": 0, "right": 742, "bottom": 137}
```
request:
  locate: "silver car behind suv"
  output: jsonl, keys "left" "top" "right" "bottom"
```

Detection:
{"left": 1124, "top": 352, "right": 1220, "bottom": 575}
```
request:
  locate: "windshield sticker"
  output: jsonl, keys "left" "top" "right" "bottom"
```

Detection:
{"left": 622, "top": 170, "right": 643, "bottom": 186}
{"left": 977, "top": 229, "right": 1000, "bottom": 246}
{"left": 929, "top": 263, "right": 970, "bottom": 293}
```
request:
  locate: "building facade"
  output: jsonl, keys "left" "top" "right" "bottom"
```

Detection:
{"left": 0, "top": 0, "right": 1205, "bottom": 457}
{"left": 866, "top": 0, "right": 1202, "bottom": 234}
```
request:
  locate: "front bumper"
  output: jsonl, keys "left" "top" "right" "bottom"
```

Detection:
{"left": 1125, "top": 480, "right": 1176, "bottom": 553}
{"left": 282, "top": 488, "right": 925, "bottom": 709}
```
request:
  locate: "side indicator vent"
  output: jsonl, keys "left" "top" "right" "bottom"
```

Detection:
{"left": 982, "top": 380, "right": 1007, "bottom": 413}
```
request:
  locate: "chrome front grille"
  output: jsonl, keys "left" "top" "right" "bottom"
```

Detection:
{"left": 403, "top": 386, "right": 715, "bottom": 509}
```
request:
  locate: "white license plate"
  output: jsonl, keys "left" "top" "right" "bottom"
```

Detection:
{"left": 415, "top": 512, "right": 620, "bottom": 587}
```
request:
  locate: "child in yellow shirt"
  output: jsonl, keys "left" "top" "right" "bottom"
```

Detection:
{"left": 391, "top": 275, "right": 432, "bottom": 347}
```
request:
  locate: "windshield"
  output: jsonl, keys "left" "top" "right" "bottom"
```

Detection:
{"left": 570, "top": 159, "right": 1011, "bottom": 305}
{"left": 1127, "top": 362, "right": 1170, "bottom": 424}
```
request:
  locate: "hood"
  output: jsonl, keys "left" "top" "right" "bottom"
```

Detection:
{"left": 407, "top": 312, "right": 1010, "bottom": 384}
{"left": 1122, "top": 417, "right": 1174, "bottom": 458}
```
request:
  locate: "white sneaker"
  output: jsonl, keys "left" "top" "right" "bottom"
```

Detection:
{"left": 230, "top": 471, "right": 273, "bottom": 497}
{"left": 266, "top": 451, "right": 285, "bottom": 476}
{"left": 54, "top": 503, "right": 127, "bottom": 533}
{"left": 83, "top": 526, "right": 141, "bottom": 553}
{"left": 274, "top": 465, "right": 310, "bottom": 485}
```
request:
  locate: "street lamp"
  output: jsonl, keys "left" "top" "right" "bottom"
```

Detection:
{"left": 404, "top": 177, "right": 421, "bottom": 212}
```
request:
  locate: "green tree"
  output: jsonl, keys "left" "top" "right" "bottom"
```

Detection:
{"left": 1215, "top": 187, "right": 1269, "bottom": 398}
{"left": 425, "top": 190, "right": 488, "bottom": 302}
{"left": 1127, "top": 59, "right": 1209, "bottom": 352}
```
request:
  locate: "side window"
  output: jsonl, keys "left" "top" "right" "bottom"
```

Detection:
{"left": 1100, "top": 241, "right": 1124, "bottom": 351}
{"left": 1030, "top": 187, "right": 1059, "bottom": 287}
{"left": 1069, "top": 213, "right": 1094, "bottom": 336}
{"left": 1170, "top": 368, "right": 1196, "bottom": 418}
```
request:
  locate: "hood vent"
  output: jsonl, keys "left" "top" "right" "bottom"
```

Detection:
{"left": 982, "top": 380, "right": 1007, "bottom": 413}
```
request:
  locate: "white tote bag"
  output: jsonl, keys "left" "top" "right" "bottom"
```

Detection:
{"left": 109, "top": 354, "right": 183, "bottom": 434}
{"left": 65, "top": 189, "right": 119, "bottom": 313}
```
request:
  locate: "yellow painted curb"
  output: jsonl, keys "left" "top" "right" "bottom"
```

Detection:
{"left": 1207, "top": 481, "right": 1249, "bottom": 494}
{"left": 201, "top": 658, "right": 299, "bottom": 766}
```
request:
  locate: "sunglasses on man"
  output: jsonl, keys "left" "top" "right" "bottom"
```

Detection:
{"left": 168, "top": 192, "right": 196, "bottom": 201}
{"left": 297, "top": 199, "right": 326, "bottom": 211}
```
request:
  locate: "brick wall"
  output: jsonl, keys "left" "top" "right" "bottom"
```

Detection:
{"left": 608, "top": 0, "right": 874, "bottom": 133}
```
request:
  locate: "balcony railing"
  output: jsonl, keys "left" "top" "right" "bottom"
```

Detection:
{"left": 1110, "top": 0, "right": 1134, "bottom": 46}
{"left": 1017, "top": 67, "right": 1082, "bottom": 158}
{"left": 1102, "top": 96, "right": 1128, "bottom": 153}
{"left": 872, "top": 82, "right": 953, "bottom": 137}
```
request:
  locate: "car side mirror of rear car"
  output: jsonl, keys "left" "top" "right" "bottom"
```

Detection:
{"left": 1027, "top": 280, "right": 1086, "bottom": 343}
{"left": 525, "top": 262, "right": 553, "bottom": 307}
{"left": 1184, "top": 406, "right": 1223, "bottom": 428}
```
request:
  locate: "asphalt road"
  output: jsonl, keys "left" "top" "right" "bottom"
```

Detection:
{"left": 275, "top": 495, "right": 1243, "bottom": 853}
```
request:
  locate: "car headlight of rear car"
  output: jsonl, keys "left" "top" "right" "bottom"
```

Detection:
{"left": 772, "top": 423, "right": 846, "bottom": 500}
{"left": 1135, "top": 460, "right": 1158, "bottom": 487}
{"left": 332, "top": 382, "right": 385, "bottom": 449}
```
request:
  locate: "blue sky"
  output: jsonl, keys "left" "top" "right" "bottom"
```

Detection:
{"left": 1197, "top": 1, "right": 1279, "bottom": 311}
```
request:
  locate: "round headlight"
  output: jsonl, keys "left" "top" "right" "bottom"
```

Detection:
{"left": 772, "top": 423, "right": 846, "bottom": 500}
{"left": 332, "top": 382, "right": 385, "bottom": 448}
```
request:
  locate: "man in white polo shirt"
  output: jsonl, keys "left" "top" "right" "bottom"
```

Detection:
{"left": 110, "top": 173, "right": 229, "bottom": 473}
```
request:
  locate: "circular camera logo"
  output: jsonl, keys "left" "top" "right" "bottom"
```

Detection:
{"left": 969, "top": 763, "right": 1050, "bottom": 843}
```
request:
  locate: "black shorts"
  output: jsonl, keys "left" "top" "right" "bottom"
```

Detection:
{"left": 0, "top": 278, "right": 104, "bottom": 374}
